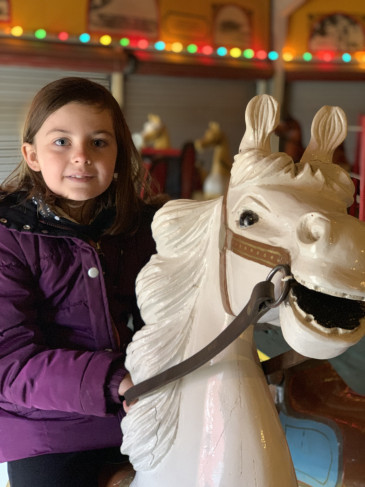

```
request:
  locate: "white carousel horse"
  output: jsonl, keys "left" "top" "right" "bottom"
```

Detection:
{"left": 195, "top": 121, "right": 232, "bottom": 198}
{"left": 121, "top": 95, "right": 365, "bottom": 487}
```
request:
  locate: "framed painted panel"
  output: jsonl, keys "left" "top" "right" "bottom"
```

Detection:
{"left": 0, "top": 0, "right": 10, "bottom": 22}
{"left": 88, "top": 0, "right": 159, "bottom": 40}
{"left": 308, "top": 13, "right": 365, "bottom": 52}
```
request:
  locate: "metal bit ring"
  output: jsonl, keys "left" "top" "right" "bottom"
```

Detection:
{"left": 265, "top": 264, "right": 293, "bottom": 308}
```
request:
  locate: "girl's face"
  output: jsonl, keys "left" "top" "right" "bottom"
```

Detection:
{"left": 22, "top": 102, "right": 118, "bottom": 203}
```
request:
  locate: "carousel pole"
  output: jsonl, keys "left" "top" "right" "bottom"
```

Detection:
{"left": 271, "top": 1, "right": 306, "bottom": 151}
{"left": 358, "top": 116, "right": 365, "bottom": 220}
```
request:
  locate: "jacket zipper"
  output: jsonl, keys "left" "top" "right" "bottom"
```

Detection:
{"left": 89, "top": 239, "right": 121, "bottom": 351}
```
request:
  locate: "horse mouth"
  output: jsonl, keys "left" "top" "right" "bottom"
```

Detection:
{"left": 289, "top": 281, "right": 365, "bottom": 332}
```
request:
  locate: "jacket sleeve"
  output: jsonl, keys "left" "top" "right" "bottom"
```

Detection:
{"left": 0, "top": 228, "right": 126, "bottom": 417}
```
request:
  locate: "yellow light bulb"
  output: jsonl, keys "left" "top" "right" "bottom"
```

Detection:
{"left": 230, "top": 47, "right": 242, "bottom": 58}
{"left": 282, "top": 51, "right": 294, "bottom": 62}
{"left": 100, "top": 35, "right": 112, "bottom": 46}
{"left": 171, "top": 42, "right": 183, "bottom": 53}
{"left": 11, "top": 26, "right": 23, "bottom": 37}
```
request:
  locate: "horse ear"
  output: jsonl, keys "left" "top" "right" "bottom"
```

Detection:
{"left": 300, "top": 106, "right": 347, "bottom": 163}
{"left": 239, "top": 94, "right": 280, "bottom": 153}
{"left": 209, "top": 121, "right": 220, "bottom": 131}
{"left": 148, "top": 114, "right": 160, "bottom": 123}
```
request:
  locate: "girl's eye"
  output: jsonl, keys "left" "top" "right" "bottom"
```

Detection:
{"left": 239, "top": 210, "right": 259, "bottom": 228}
{"left": 93, "top": 139, "right": 107, "bottom": 148}
{"left": 54, "top": 138, "right": 69, "bottom": 146}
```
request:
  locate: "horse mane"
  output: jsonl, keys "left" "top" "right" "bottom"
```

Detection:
{"left": 122, "top": 197, "right": 221, "bottom": 470}
{"left": 230, "top": 149, "right": 354, "bottom": 207}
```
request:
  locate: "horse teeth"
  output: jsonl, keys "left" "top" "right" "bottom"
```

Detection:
{"left": 288, "top": 290, "right": 351, "bottom": 335}
{"left": 293, "top": 277, "right": 364, "bottom": 301}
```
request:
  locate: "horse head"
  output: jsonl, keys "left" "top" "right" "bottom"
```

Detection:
{"left": 194, "top": 121, "right": 227, "bottom": 150}
{"left": 141, "top": 113, "right": 171, "bottom": 149}
{"left": 224, "top": 94, "right": 365, "bottom": 359}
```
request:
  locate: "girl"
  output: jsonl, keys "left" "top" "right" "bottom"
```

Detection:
{"left": 0, "top": 77, "right": 159, "bottom": 486}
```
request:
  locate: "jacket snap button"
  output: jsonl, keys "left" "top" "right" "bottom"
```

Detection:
{"left": 23, "top": 224, "right": 31, "bottom": 230}
{"left": 88, "top": 267, "right": 99, "bottom": 278}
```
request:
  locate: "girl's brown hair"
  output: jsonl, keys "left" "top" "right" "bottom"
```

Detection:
{"left": 2, "top": 77, "right": 150, "bottom": 234}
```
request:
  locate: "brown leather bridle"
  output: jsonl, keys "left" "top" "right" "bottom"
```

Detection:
{"left": 124, "top": 267, "right": 292, "bottom": 405}
{"left": 219, "top": 192, "right": 290, "bottom": 316}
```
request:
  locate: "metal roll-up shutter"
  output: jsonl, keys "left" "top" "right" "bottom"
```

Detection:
{"left": 0, "top": 66, "right": 111, "bottom": 182}
{"left": 123, "top": 73, "right": 257, "bottom": 169}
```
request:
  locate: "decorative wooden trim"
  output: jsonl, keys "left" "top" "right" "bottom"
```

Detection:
{"left": 131, "top": 49, "right": 273, "bottom": 79}
{"left": 0, "top": 37, "right": 129, "bottom": 73}
{"left": 284, "top": 62, "right": 365, "bottom": 81}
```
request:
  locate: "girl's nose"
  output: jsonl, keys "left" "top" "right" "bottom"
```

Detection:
{"left": 71, "top": 144, "right": 91, "bottom": 164}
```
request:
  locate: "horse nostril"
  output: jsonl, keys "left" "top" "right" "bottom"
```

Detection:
{"left": 297, "top": 213, "right": 331, "bottom": 244}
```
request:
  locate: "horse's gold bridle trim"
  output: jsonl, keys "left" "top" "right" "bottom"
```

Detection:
{"left": 227, "top": 229, "right": 290, "bottom": 268}
{"left": 219, "top": 197, "right": 290, "bottom": 315}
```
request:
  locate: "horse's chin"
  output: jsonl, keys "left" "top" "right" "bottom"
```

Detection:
{"left": 279, "top": 281, "right": 365, "bottom": 359}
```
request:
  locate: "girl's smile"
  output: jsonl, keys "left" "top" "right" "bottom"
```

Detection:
{"left": 22, "top": 102, "right": 118, "bottom": 203}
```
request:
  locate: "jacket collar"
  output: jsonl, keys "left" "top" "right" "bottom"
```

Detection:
{"left": 0, "top": 191, "right": 115, "bottom": 241}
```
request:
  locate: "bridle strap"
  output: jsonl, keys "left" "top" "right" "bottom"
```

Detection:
{"left": 219, "top": 192, "right": 290, "bottom": 315}
{"left": 227, "top": 230, "right": 290, "bottom": 268}
{"left": 124, "top": 279, "right": 277, "bottom": 406}
{"left": 219, "top": 192, "right": 235, "bottom": 315}
{"left": 262, "top": 349, "right": 308, "bottom": 376}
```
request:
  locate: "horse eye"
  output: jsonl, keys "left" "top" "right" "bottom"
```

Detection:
{"left": 239, "top": 210, "right": 259, "bottom": 228}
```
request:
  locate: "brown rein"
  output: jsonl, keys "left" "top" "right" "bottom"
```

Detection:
{"left": 124, "top": 265, "right": 292, "bottom": 406}
{"left": 123, "top": 193, "right": 308, "bottom": 405}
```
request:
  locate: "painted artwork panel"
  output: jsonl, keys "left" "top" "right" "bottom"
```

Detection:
{"left": 213, "top": 4, "right": 252, "bottom": 48}
{"left": 309, "top": 13, "right": 365, "bottom": 51}
{"left": 0, "top": 0, "right": 10, "bottom": 22}
{"left": 88, "top": 0, "right": 159, "bottom": 39}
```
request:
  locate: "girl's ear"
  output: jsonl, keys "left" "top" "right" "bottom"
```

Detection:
{"left": 22, "top": 143, "right": 41, "bottom": 172}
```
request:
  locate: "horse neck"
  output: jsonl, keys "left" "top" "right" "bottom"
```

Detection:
{"left": 183, "top": 210, "right": 256, "bottom": 358}
{"left": 124, "top": 198, "right": 297, "bottom": 486}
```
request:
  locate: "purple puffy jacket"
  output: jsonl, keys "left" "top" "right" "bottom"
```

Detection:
{"left": 0, "top": 192, "right": 157, "bottom": 461}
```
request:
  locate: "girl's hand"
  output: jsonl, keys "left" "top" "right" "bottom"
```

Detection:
{"left": 118, "top": 373, "right": 136, "bottom": 413}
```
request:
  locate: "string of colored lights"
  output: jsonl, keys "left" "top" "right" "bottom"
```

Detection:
{"left": 4, "top": 26, "right": 365, "bottom": 64}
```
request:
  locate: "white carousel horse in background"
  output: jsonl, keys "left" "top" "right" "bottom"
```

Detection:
{"left": 121, "top": 95, "right": 365, "bottom": 486}
{"left": 194, "top": 121, "right": 232, "bottom": 198}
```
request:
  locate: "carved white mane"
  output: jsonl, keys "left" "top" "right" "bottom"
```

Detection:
{"left": 123, "top": 197, "right": 220, "bottom": 468}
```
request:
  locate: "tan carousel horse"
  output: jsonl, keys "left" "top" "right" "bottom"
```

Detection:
{"left": 140, "top": 114, "right": 170, "bottom": 150}
{"left": 194, "top": 121, "right": 232, "bottom": 198}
